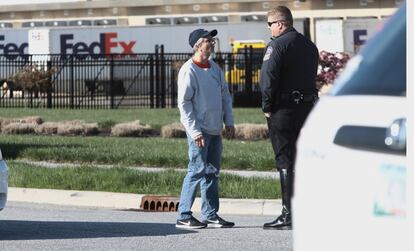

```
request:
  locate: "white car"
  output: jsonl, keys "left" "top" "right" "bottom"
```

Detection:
{"left": 0, "top": 149, "right": 8, "bottom": 211}
{"left": 293, "top": 3, "right": 408, "bottom": 251}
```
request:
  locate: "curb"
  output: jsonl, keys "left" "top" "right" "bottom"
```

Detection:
{"left": 8, "top": 187, "right": 280, "bottom": 216}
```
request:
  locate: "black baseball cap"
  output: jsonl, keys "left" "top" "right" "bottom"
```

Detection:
{"left": 188, "top": 29, "right": 218, "bottom": 48}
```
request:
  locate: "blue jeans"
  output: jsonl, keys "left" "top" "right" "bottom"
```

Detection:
{"left": 177, "top": 132, "right": 222, "bottom": 221}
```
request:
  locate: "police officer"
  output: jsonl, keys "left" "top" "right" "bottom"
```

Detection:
{"left": 260, "top": 6, "right": 319, "bottom": 230}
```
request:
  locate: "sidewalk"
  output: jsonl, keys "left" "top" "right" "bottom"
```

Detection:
{"left": 8, "top": 187, "right": 280, "bottom": 216}
{"left": 14, "top": 160, "right": 279, "bottom": 179}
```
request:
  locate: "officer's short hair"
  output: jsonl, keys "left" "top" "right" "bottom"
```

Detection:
{"left": 267, "top": 6, "right": 293, "bottom": 27}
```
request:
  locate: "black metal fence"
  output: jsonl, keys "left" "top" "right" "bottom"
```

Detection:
{"left": 0, "top": 46, "right": 263, "bottom": 109}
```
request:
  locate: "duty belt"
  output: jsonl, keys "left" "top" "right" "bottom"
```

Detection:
{"left": 280, "top": 91, "right": 318, "bottom": 104}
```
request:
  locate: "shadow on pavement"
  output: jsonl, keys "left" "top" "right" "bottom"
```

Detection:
{"left": 0, "top": 220, "right": 195, "bottom": 240}
{"left": 230, "top": 226, "right": 265, "bottom": 229}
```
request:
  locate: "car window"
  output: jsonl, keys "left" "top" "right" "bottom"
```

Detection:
{"left": 332, "top": 5, "right": 406, "bottom": 97}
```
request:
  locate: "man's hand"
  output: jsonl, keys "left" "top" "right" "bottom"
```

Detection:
{"left": 223, "top": 125, "right": 235, "bottom": 139}
{"left": 264, "top": 112, "right": 271, "bottom": 118}
{"left": 194, "top": 134, "right": 205, "bottom": 148}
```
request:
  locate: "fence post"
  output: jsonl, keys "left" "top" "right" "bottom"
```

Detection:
{"left": 150, "top": 54, "right": 154, "bottom": 108}
{"left": 110, "top": 54, "right": 114, "bottom": 109}
{"left": 245, "top": 45, "right": 253, "bottom": 94}
{"left": 46, "top": 60, "right": 52, "bottom": 108}
{"left": 9, "top": 82, "right": 14, "bottom": 99}
{"left": 70, "top": 55, "right": 74, "bottom": 109}
{"left": 155, "top": 45, "right": 160, "bottom": 108}
{"left": 227, "top": 53, "right": 234, "bottom": 94}
{"left": 160, "top": 45, "right": 166, "bottom": 108}
{"left": 28, "top": 55, "right": 33, "bottom": 108}
{"left": 170, "top": 61, "right": 176, "bottom": 108}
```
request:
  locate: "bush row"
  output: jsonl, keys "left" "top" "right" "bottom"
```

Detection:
{"left": 0, "top": 117, "right": 269, "bottom": 140}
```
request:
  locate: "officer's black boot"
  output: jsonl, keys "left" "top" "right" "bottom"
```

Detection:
{"left": 263, "top": 169, "right": 293, "bottom": 230}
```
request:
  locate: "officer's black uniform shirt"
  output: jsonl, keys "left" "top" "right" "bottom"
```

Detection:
{"left": 260, "top": 27, "right": 319, "bottom": 113}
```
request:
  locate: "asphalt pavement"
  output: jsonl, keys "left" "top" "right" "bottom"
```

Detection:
{"left": 0, "top": 201, "right": 292, "bottom": 251}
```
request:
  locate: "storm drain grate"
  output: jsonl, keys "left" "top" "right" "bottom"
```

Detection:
{"left": 140, "top": 195, "right": 180, "bottom": 212}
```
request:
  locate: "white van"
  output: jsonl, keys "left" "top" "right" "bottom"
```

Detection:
{"left": 293, "top": 3, "right": 408, "bottom": 251}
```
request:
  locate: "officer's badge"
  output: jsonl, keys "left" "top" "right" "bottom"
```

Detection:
{"left": 263, "top": 46, "right": 273, "bottom": 61}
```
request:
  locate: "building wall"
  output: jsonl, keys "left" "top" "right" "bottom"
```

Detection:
{"left": 0, "top": 0, "right": 400, "bottom": 24}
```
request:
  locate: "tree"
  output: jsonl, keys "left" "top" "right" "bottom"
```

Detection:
{"left": 8, "top": 64, "right": 55, "bottom": 107}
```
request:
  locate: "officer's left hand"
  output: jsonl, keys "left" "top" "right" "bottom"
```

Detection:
{"left": 224, "top": 125, "right": 235, "bottom": 139}
{"left": 264, "top": 112, "right": 271, "bottom": 118}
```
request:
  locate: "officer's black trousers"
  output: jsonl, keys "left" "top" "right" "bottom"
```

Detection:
{"left": 266, "top": 104, "right": 313, "bottom": 171}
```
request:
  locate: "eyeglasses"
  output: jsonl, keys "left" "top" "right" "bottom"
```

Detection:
{"left": 194, "top": 37, "right": 216, "bottom": 48}
{"left": 267, "top": 20, "right": 284, "bottom": 27}
{"left": 204, "top": 38, "right": 216, "bottom": 44}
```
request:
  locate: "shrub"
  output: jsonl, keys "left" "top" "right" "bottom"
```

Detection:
{"left": 0, "top": 116, "right": 43, "bottom": 132}
{"left": 234, "top": 123, "right": 268, "bottom": 140}
{"left": 18, "top": 116, "right": 43, "bottom": 124}
{"left": 2, "top": 122, "right": 36, "bottom": 134}
{"left": 161, "top": 122, "right": 186, "bottom": 138}
{"left": 0, "top": 118, "right": 12, "bottom": 131}
{"left": 36, "top": 122, "right": 60, "bottom": 134}
{"left": 8, "top": 65, "right": 54, "bottom": 93}
{"left": 57, "top": 123, "right": 85, "bottom": 136}
{"left": 316, "top": 51, "right": 351, "bottom": 91}
{"left": 111, "top": 120, "right": 156, "bottom": 137}
{"left": 36, "top": 120, "right": 99, "bottom": 136}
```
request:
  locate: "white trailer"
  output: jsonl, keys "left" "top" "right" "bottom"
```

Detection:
{"left": 0, "top": 20, "right": 306, "bottom": 56}
{"left": 343, "top": 18, "right": 382, "bottom": 54}
{"left": 0, "top": 29, "right": 28, "bottom": 57}
{"left": 315, "top": 17, "right": 383, "bottom": 55}
{"left": 1, "top": 18, "right": 383, "bottom": 56}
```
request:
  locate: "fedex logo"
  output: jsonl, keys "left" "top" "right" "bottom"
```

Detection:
{"left": 353, "top": 30, "right": 367, "bottom": 53}
{"left": 60, "top": 32, "right": 136, "bottom": 58}
{"left": 0, "top": 35, "right": 28, "bottom": 59}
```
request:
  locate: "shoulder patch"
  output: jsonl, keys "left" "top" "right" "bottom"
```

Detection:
{"left": 263, "top": 46, "right": 273, "bottom": 61}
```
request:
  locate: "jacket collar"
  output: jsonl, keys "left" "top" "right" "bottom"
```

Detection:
{"left": 271, "top": 26, "right": 296, "bottom": 40}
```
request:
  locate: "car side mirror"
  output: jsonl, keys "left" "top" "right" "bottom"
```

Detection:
{"left": 385, "top": 118, "right": 406, "bottom": 151}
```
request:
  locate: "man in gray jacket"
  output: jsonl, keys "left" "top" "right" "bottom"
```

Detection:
{"left": 176, "top": 28, "right": 235, "bottom": 229}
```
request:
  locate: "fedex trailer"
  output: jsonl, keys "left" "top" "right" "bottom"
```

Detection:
{"left": 315, "top": 17, "right": 383, "bottom": 55}
{"left": 0, "top": 20, "right": 307, "bottom": 55}
{"left": 1, "top": 17, "right": 382, "bottom": 56}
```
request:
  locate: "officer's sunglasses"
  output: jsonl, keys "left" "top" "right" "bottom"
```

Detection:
{"left": 267, "top": 20, "right": 284, "bottom": 27}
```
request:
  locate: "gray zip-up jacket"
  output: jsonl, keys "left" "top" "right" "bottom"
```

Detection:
{"left": 177, "top": 58, "right": 234, "bottom": 139}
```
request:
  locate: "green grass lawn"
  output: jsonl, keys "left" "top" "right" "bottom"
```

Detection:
{"left": 9, "top": 161, "right": 280, "bottom": 199}
{"left": 0, "top": 134, "right": 275, "bottom": 171}
{"left": 2, "top": 108, "right": 277, "bottom": 198}
{"left": 1, "top": 108, "right": 266, "bottom": 129}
